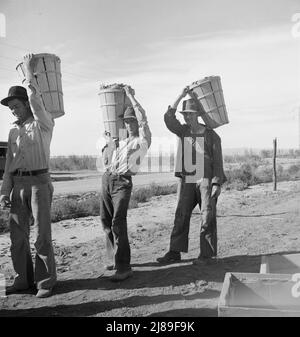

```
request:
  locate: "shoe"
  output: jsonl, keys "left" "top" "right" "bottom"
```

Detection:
{"left": 110, "top": 270, "right": 133, "bottom": 282}
{"left": 6, "top": 284, "right": 35, "bottom": 295}
{"left": 193, "top": 256, "right": 217, "bottom": 266}
{"left": 36, "top": 288, "right": 53, "bottom": 298}
{"left": 156, "top": 251, "right": 181, "bottom": 264}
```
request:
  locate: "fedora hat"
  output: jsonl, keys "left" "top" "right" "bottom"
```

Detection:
{"left": 1, "top": 86, "right": 28, "bottom": 107}
{"left": 122, "top": 106, "right": 137, "bottom": 120}
{"left": 179, "top": 98, "right": 200, "bottom": 115}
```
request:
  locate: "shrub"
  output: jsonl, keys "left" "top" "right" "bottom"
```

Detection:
{"left": 50, "top": 156, "right": 97, "bottom": 171}
{"left": 287, "top": 164, "right": 300, "bottom": 177}
{"left": 50, "top": 183, "right": 178, "bottom": 223}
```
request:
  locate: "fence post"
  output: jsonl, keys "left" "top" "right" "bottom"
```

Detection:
{"left": 273, "top": 138, "right": 277, "bottom": 191}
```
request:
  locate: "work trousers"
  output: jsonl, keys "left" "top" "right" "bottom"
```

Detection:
{"left": 100, "top": 172, "right": 132, "bottom": 272}
{"left": 170, "top": 177, "right": 217, "bottom": 257}
{"left": 9, "top": 173, "right": 56, "bottom": 290}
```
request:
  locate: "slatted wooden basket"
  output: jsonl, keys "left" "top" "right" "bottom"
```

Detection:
{"left": 98, "top": 84, "right": 133, "bottom": 139}
{"left": 16, "top": 53, "right": 64, "bottom": 119}
{"left": 189, "top": 76, "right": 229, "bottom": 129}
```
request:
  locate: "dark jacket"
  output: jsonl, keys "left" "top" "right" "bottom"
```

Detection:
{"left": 164, "top": 107, "right": 226, "bottom": 185}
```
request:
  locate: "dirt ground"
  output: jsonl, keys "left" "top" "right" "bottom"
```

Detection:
{"left": 0, "top": 179, "right": 300, "bottom": 317}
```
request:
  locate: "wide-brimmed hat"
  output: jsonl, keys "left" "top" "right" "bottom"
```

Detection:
{"left": 179, "top": 98, "right": 200, "bottom": 115}
{"left": 1, "top": 86, "right": 28, "bottom": 106}
{"left": 122, "top": 106, "right": 137, "bottom": 120}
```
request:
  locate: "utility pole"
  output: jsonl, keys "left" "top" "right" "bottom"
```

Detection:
{"left": 273, "top": 138, "right": 277, "bottom": 191}
{"left": 299, "top": 107, "right": 300, "bottom": 149}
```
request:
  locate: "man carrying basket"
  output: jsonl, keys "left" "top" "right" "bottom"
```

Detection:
{"left": 100, "top": 85, "right": 151, "bottom": 281}
{"left": 157, "top": 86, "right": 226, "bottom": 265}
{"left": 0, "top": 54, "right": 56, "bottom": 298}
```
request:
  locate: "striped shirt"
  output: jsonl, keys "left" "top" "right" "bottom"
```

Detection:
{"left": 0, "top": 81, "right": 54, "bottom": 196}
{"left": 102, "top": 108, "right": 151, "bottom": 176}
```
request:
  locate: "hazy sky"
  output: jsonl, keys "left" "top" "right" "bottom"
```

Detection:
{"left": 0, "top": 0, "right": 300, "bottom": 155}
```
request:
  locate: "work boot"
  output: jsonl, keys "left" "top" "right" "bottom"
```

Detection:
{"left": 110, "top": 269, "right": 133, "bottom": 282}
{"left": 156, "top": 251, "right": 181, "bottom": 264}
{"left": 6, "top": 284, "right": 35, "bottom": 295}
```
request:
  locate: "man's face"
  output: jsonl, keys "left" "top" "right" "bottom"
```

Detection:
{"left": 183, "top": 111, "right": 198, "bottom": 126}
{"left": 8, "top": 98, "right": 30, "bottom": 123}
{"left": 124, "top": 118, "right": 138, "bottom": 136}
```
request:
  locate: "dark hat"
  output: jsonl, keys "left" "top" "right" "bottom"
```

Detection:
{"left": 1, "top": 86, "right": 28, "bottom": 106}
{"left": 122, "top": 106, "right": 137, "bottom": 120}
{"left": 179, "top": 98, "right": 200, "bottom": 115}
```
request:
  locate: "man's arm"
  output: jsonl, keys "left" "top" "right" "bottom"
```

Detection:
{"left": 0, "top": 134, "right": 14, "bottom": 205}
{"left": 23, "top": 54, "right": 54, "bottom": 131}
{"left": 101, "top": 131, "right": 116, "bottom": 169}
{"left": 164, "top": 87, "right": 190, "bottom": 137}
{"left": 124, "top": 86, "right": 151, "bottom": 147}
{"left": 211, "top": 131, "right": 226, "bottom": 186}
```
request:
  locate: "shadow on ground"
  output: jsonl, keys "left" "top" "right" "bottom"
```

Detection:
{"left": 0, "top": 252, "right": 269, "bottom": 317}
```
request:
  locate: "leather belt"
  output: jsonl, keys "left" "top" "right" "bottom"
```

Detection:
{"left": 106, "top": 171, "right": 132, "bottom": 179}
{"left": 12, "top": 168, "right": 49, "bottom": 176}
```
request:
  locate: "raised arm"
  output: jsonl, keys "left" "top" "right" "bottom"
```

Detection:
{"left": 23, "top": 54, "right": 54, "bottom": 131}
{"left": 124, "top": 85, "right": 151, "bottom": 147}
{"left": 164, "top": 86, "right": 190, "bottom": 137}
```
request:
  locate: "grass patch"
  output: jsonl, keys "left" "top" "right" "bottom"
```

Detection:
{"left": 50, "top": 155, "right": 97, "bottom": 171}
{"left": 50, "top": 183, "right": 178, "bottom": 223}
{"left": 224, "top": 160, "right": 300, "bottom": 191}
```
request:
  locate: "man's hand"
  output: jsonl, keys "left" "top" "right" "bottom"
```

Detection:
{"left": 0, "top": 195, "right": 11, "bottom": 209}
{"left": 103, "top": 130, "right": 111, "bottom": 142}
{"left": 23, "top": 53, "right": 37, "bottom": 81}
{"left": 211, "top": 185, "right": 221, "bottom": 199}
{"left": 180, "top": 86, "right": 190, "bottom": 99}
{"left": 171, "top": 86, "right": 190, "bottom": 110}
{"left": 123, "top": 85, "right": 135, "bottom": 97}
{"left": 23, "top": 53, "right": 37, "bottom": 71}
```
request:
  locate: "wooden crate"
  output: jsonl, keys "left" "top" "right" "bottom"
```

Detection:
{"left": 260, "top": 253, "right": 300, "bottom": 274}
{"left": 218, "top": 272, "right": 300, "bottom": 316}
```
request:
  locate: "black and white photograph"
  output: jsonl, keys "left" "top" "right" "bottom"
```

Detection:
{"left": 0, "top": 0, "right": 300, "bottom": 320}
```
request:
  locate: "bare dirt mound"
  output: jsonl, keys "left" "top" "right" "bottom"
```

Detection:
{"left": 1, "top": 180, "right": 300, "bottom": 317}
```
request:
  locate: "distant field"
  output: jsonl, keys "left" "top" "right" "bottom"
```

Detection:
{"left": 1, "top": 153, "right": 300, "bottom": 196}
{"left": 51, "top": 171, "right": 177, "bottom": 195}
